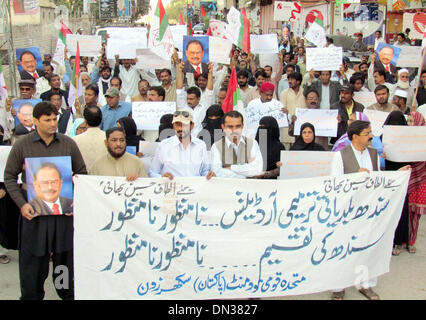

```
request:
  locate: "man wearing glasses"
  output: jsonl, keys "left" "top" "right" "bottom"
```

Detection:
{"left": 148, "top": 110, "right": 215, "bottom": 180}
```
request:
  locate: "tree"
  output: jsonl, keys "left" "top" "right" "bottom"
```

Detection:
{"left": 165, "top": 0, "right": 187, "bottom": 24}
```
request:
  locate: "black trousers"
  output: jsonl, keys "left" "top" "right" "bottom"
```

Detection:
{"left": 19, "top": 248, "right": 74, "bottom": 300}
{"left": 394, "top": 195, "right": 409, "bottom": 246}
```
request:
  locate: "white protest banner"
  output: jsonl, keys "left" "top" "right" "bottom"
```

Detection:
{"left": 245, "top": 100, "right": 288, "bottom": 138}
{"left": 363, "top": 109, "right": 389, "bottom": 136}
{"left": 396, "top": 46, "right": 422, "bottom": 68}
{"left": 306, "top": 47, "right": 342, "bottom": 71}
{"left": 278, "top": 151, "right": 335, "bottom": 180}
{"left": 305, "top": 21, "right": 327, "bottom": 48}
{"left": 250, "top": 34, "right": 279, "bottom": 54}
{"left": 294, "top": 108, "right": 338, "bottom": 137}
{"left": 0, "top": 146, "right": 12, "bottom": 182}
{"left": 209, "top": 19, "right": 233, "bottom": 40}
{"left": 209, "top": 36, "right": 233, "bottom": 65}
{"left": 382, "top": 125, "right": 426, "bottom": 162}
{"left": 107, "top": 38, "right": 137, "bottom": 59}
{"left": 132, "top": 101, "right": 176, "bottom": 130}
{"left": 353, "top": 91, "right": 377, "bottom": 108}
{"left": 135, "top": 49, "right": 171, "bottom": 70}
{"left": 106, "top": 27, "right": 148, "bottom": 43}
{"left": 74, "top": 171, "right": 409, "bottom": 299}
{"left": 66, "top": 34, "right": 102, "bottom": 57}
{"left": 274, "top": 1, "right": 301, "bottom": 21}
{"left": 169, "top": 25, "right": 187, "bottom": 52}
{"left": 148, "top": 23, "right": 175, "bottom": 61}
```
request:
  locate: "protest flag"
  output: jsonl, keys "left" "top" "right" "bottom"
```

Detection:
{"left": 154, "top": 0, "right": 169, "bottom": 41}
{"left": 59, "top": 21, "right": 73, "bottom": 46}
{"left": 179, "top": 13, "right": 184, "bottom": 25}
{"left": 221, "top": 68, "right": 243, "bottom": 113}
{"left": 200, "top": 6, "right": 206, "bottom": 17}
{"left": 239, "top": 8, "right": 250, "bottom": 53}
{"left": 68, "top": 41, "right": 83, "bottom": 112}
{"left": 206, "top": 27, "right": 212, "bottom": 36}
{"left": 188, "top": 18, "right": 193, "bottom": 36}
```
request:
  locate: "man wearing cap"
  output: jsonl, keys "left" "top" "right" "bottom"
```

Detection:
{"left": 351, "top": 33, "right": 368, "bottom": 52}
{"left": 100, "top": 87, "right": 132, "bottom": 131}
{"left": 331, "top": 84, "right": 365, "bottom": 142}
{"left": 392, "top": 89, "right": 410, "bottom": 114}
{"left": 245, "top": 82, "right": 284, "bottom": 138}
{"left": 390, "top": 68, "right": 415, "bottom": 108}
{"left": 148, "top": 110, "right": 215, "bottom": 180}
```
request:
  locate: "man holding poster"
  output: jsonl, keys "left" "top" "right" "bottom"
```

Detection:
{"left": 4, "top": 102, "right": 87, "bottom": 300}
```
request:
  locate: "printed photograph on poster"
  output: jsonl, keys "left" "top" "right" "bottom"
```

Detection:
{"left": 25, "top": 156, "right": 73, "bottom": 217}
{"left": 375, "top": 43, "right": 401, "bottom": 73}
{"left": 282, "top": 24, "right": 291, "bottom": 41}
{"left": 182, "top": 36, "right": 209, "bottom": 75}
{"left": 12, "top": 99, "right": 41, "bottom": 128}
{"left": 16, "top": 47, "right": 43, "bottom": 79}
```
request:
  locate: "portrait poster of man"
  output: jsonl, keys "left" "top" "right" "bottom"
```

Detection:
{"left": 182, "top": 36, "right": 209, "bottom": 75}
{"left": 375, "top": 43, "right": 401, "bottom": 75}
{"left": 25, "top": 156, "right": 73, "bottom": 217}
{"left": 16, "top": 47, "right": 44, "bottom": 80}
{"left": 12, "top": 99, "right": 41, "bottom": 127}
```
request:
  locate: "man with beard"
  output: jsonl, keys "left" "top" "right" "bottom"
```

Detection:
{"left": 131, "top": 79, "right": 150, "bottom": 102}
{"left": 90, "top": 126, "right": 147, "bottom": 180}
{"left": 331, "top": 84, "right": 365, "bottom": 142}
{"left": 100, "top": 88, "right": 132, "bottom": 131}
{"left": 110, "top": 76, "right": 131, "bottom": 103}
{"left": 211, "top": 110, "right": 263, "bottom": 178}
{"left": 148, "top": 110, "right": 215, "bottom": 180}
{"left": 390, "top": 69, "right": 415, "bottom": 107}
{"left": 237, "top": 70, "right": 253, "bottom": 107}
{"left": 367, "top": 85, "right": 399, "bottom": 113}
{"left": 95, "top": 66, "right": 113, "bottom": 107}
{"left": 392, "top": 89, "right": 410, "bottom": 114}
{"left": 160, "top": 68, "right": 177, "bottom": 102}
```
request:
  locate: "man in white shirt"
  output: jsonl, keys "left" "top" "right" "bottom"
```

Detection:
{"left": 330, "top": 120, "right": 409, "bottom": 300}
{"left": 176, "top": 62, "right": 214, "bottom": 138}
{"left": 114, "top": 57, "right": 141, "bottom": 98}
{"left": 211, "top": 110, "right": 263, "bottom": 179}
{"left": 149, "top": 110, "right": 215, "bottom": 180}
{"left": 374, "top": 30, "right": 385, "bottom": 50}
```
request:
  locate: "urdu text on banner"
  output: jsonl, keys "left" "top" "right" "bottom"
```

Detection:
{"left": 74, "top": 172, "right": 409, "bottom": 299}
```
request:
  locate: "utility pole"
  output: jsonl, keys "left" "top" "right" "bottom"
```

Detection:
{"left": 0, "top": 0, "right": 18, "bottom": 96}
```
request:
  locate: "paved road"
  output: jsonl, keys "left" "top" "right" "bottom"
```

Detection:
{"left": 1, "top": 220, "right": 425, "bottom": 300}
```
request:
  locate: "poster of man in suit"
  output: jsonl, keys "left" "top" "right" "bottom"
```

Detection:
{"left": 183, "top": 36, "right": 209, "bottom": 75}
{"left": 25, "top": 157, "right": 73, "bottom": 217}
{"left": 16, "top": 47, "right": 44, "bottom": 80}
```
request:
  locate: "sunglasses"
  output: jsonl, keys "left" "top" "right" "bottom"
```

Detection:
{"left": 20, "top": 87, "right": 32, "bottom": 92}
{"left": 174, "top": 111, "right": 190, "bottom": 118}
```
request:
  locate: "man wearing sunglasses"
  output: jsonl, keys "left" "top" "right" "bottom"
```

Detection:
{"left": 148, "top": 110, "right": 215, "bottom": 180}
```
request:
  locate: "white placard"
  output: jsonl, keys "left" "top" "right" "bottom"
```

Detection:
{"left": 353, "top": 91, "right": 377, "bottom": 108}
{"left": 306, "top": 47, "right": 343, "bottom": 71}
{"left": 209, "top": 36, "right": 233, "bottom": 64}
{"left": 382, "top": 125, "right": 426, "bottom": 162}
{"left": 107, "top": 38, "right": 137, "bottom": 59}
{"left": 139, "top": 141, "right": 159, "bottom": 158}
{"left": 279, "top": 151, "right": 335, "bottom": 179}
{"left": 66, "top": 34, "right": 102, "bottom": 57}
{"left": 396, "top": 46, "right": 422, "bottom": 68}
{"left": 250, "top": 34, "right": 279, "bottom": 55}
{"left": 74, "top": 171, "right": 409, "bottom": 299}
{"left": 132, "top": 101, "right": 176, "bottom": 130}
{"left": 169, "top": 25, "right": 187, "bottom": 52}
{"left": 305, "top": 21, "right": 327, "bottom": 48}
{"left": 363, "top": 109, "right": 389, "bottom": 136}
{"left": 0, "top": 146, "right": 12, "bottom": 182}
{"left": 294, "top": 108, "right": 339, "bottom": 137}
{"left": 135, "top": 49, "right": 171, "bottom": 70}
{"left": 105, "top": 27, "right": 148, "bottom": 48}
{"left": 259, "top": 54, "right": 279, "bottom": 72}
{"left": 245, "top": 100, "right": 288, "bottom": 129}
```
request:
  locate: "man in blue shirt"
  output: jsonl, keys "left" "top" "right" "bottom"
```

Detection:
{"left": 100, "top": 87, "right": 131, "bottom": 130}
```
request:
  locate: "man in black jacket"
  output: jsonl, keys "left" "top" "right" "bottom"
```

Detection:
{"left": 40, "top": 74, "right": 69, "bottom": 108}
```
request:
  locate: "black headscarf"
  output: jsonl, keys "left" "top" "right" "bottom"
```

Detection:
{"left": 198, "top": 104, "right": 224, "bottom": 149}
{"left": 382, "top": 110, "right": 409, "bottom": 171}
{"left": 156, "top": 113, "right": 174, "bottom": 142}
{"left": 291, "top": 122, "right": 325, "bottom": 151}
{"left": 117, "top": 117, "right": 144, "bottom": 152}
{"left": 255, "top": 116, "right": 286, "bottom": 171}
{"left": 0, "top": 125, "right": 6, "bottom": 145}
